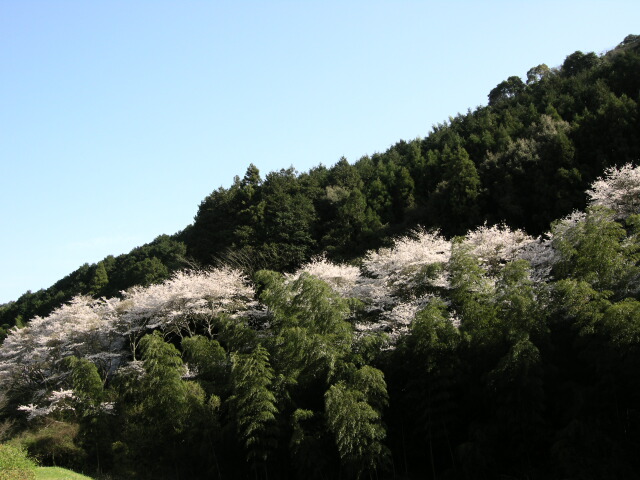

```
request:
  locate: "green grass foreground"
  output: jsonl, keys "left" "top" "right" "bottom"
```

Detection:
{"left": 35, "top": 467, "right": 94, "bottom": 480}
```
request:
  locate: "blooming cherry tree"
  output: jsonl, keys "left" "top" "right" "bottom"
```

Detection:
{"left": 0, "top": 296, "right": 124, "bottom": 393}
{"left": 117, "top": 268, "right": 257, "bottom": 343}
{"left": 17, "top": 389, "right": 77, "bottom": 420}
{"left": 588, "top": 163, "right": 640, "bottom": 218}
{"left": 291, "top": 255, "right": 361, "bottom": 297}
{"left": 0, "top": 268, "right": 258, "bottom": 417}
{"left": 363, "top": 229, "right": 451, "bottom": 293}
{"left": 289, "top": 231, "right": 457, "bottom": 339}
{"left": 462, "top": 223, "right": 534, "bottom": 273}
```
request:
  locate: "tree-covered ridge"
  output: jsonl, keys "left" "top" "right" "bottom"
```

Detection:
{"left": 1, "top": 35, "right": 639, "bottom": 338}
{"left": 186, "top": 34, "right": 640, "bottom": 264}
{"left": 0, "top": 234, "right": 189, "bottom": 342}
{"left": 3, "top": 164, "right": 640, "bottom": 479}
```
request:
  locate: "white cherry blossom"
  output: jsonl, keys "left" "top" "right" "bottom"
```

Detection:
{"left": 291, "top": 255, "right": 360, "bottom": 297}
{"left": 117, "top": 268, "right": 257, "bottom": 341}
{"left": 588, "top": 163, "right": 640, "bottom": 218}
{"left": 463, "top": 223, "right": 534, "bottom": 272}
{"left": 362, "top": 229, "right": 451, "bottom": 292}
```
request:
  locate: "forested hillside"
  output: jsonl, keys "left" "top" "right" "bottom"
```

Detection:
{"left": 3, "top": 162, "right": 640, "bottom": 479}
{"left": 1, "top": 34, "right": 640, "bottom": 480}
{"left": 1, "top": 35, "right": 639, "bottom": 337}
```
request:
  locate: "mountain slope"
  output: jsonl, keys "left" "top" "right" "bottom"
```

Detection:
{"left": 1, "top": 34, "right": 639, "bottom": 339}
{"left": 1, "top": 35, "right": 640, "bottom": 480}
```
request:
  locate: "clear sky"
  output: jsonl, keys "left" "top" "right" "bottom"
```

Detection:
{"left": 1, "top": 1, "right": 638, "bottom": 304}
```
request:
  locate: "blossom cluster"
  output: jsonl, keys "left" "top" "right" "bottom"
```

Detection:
{"left": 462, "top": 223, "right": 534, "bottom": 272}
{"left": 588, "top": 163, "right": 640, "bottom": 218}
{"left": 0, "top": 268, "right": 256, "bottom": 416}
{"left": 17, "top": 389, "right": 76, "bottom": 420}
{"left": 4, "top": 162, "right": 640, "bottom": 421}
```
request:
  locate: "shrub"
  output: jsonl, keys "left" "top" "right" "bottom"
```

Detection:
{"left": 0, "top": 443, "right": 36, "bottom": 480}
{"left": 15, "top": 421, "right": 86, "bottom": 471}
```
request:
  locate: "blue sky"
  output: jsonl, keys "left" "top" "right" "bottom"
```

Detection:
{"left": 1, "top": 1, "right": 638, "bottom": 304}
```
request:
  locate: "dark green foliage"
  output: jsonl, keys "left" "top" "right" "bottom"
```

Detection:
{"left": 561, "top": 51, "right": 600, "bottom": 77}
{"left": 552, "top": 207, "right": 639, "bottom": 294}
{"left": 16, "top": 421, "right": 86, "bottom": 471}
{"left": 488, "top": 75, "right": 526, "bottom": 105}
{"left": 137, "top": 332, "right": 192, "bottom": 426}
{"left": 289, "top": 408, "right": 330, "bottom": 480}
{"left": 427, "top": 145, "right": 481, "bottom": 234}
{"left": 259, "top": 168, "right": 317, "bottom": 270}
{"left": 66, "top": 357, "right": 103, "bottom": 410}
{"left": 112, "top": 332, "right": 215, "bottom": 478}
{"left": 88, "top": 262, "right": 109, "bottom": 296}
{"left": 64, "top": 357, "right": 110, "bottom": 473}
{"left": 228, "top": 345, "right": 278, "bottom": 471}
{"left": 325, "top": 379, "right": 388, "bottom": 479}
{"left": 256, "top": 270, "right": 353, "bottom": 388}
{"left": 255, "top": 270, "right": 393, "bottom": 479}
{"left": 182, "top": 335, "right": 229, "bottom": 396}
{"left": 386, "top": 299, "right": 461, "bottom": 477}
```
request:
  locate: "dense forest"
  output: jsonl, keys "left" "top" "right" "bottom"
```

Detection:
{"left": 2, "top": 35, "right": 640, "bottom": 337}
{"left": 1, "top": 35, "right": 640, "bottom": 479}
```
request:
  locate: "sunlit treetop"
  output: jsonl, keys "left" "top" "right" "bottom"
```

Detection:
{"left": 588, "top": 163, "right": 640, "bottom": 218}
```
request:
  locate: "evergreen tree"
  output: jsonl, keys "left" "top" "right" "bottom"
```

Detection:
{"left": 428, "top": 145, "right": 481, "bottom": 234}
{"left": 89, "top": 262, "right": 109, "bottom": 296}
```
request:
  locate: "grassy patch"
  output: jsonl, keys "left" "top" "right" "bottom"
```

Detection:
{"left": 35, "top": 467, "right": 94, "bottom": 480}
